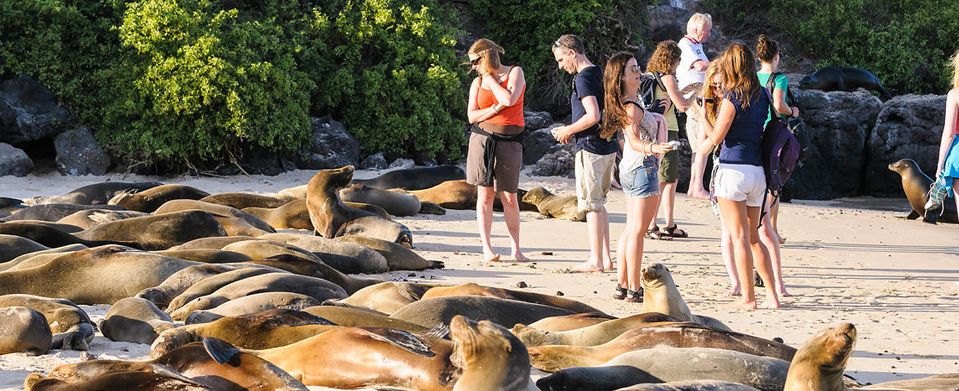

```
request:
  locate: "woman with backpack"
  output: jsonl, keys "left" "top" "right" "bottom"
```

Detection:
{"left": 697, "top": 42, "right": 780, "bottom": 310}
{"left": 925, "top": 49, "right": 959, "bottom": 216}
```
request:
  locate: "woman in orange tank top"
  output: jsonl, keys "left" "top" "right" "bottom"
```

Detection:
{"left": 465, "top": 38, "right": 528, "bottom": 263}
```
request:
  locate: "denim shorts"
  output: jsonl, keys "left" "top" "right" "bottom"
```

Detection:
{"left": 620, "top": 158, "right": 660, "bottom": 198}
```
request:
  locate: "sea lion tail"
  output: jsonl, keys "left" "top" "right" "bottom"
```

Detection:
{"left": 202, "top": 337, "right": 242, "bottom": 366}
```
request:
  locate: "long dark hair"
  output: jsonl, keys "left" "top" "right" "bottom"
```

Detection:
{"left": 600, "top": 51, "right": 634, "bottom": 140}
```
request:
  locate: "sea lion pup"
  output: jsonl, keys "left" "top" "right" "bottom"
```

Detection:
{"left": 56, "top": 209, "right": 149, "bottom": 229}
{"left": 185, "top": 292, "right": 323, "bottom": 324}
{"left": 26, "top": 370, "right": 212, "bottom": 391}
{"left": 390, "top": 296, "right": 573, "bottom": 329}
{"left": 888, "top": 158, "right": 958, "bottom": 223}
{"left": 799, "top": 66, "right": 892, "bottom": 99}
{"left": 200, "top": 192, "right": 292, "bottom": 210}
{"left": 334, "top": 281, "right": 442, "bottom": 314}
{"left": 249, "top": 325, "right": 456, "bottom": 390}
{"left": 26, "top": 339, "right": 308, "bottom": 391}
{"left": 536, "top": 347, "right": 790, "bottom": 391}
{"left": 37, "top": 181, "right": 163, "bottom": 205}
{"left": 0, "top": 306, "right": 52, "bottom": 355}
{"left": 616, "top": 381, "right": 761, "bottom": 390}
{"left": 0, "top": 221, "right": 137, "bottom": 248}
{"left": 449, "top": 315, "right": 530, "bottom": 391}
{"left": 422, "top": 283, "right": 603, "bottom": 314}
{"left": 154, "top": 199, "right": 276, "bottom": 233}
{"left": 352, "top": 164, "right": 466, "bottom": 190}
{"left": 0, "top": 233, "right": 48, "bottom": 262}
{"left": 168, "top": 272, "right": 348, "bottom": 320}
{"left": 527, "top": 325, "right": 797, "bottom": 372}
{"left": 1, "top": 203, "right": 127, "bottom": 222}
{"left": 340, "top": 184, "right": 422, "bottom": 216}
{"left": 153, "top": 249, "right": 253, "bottom": 264}
{"left": 642, "top": 262, "right": 731, "bottom": 331}
{"left": 521, "top": 186, "right": 585, "bottom": 222}
{"left": 137, "top": 264, "right": 240, "bottom": 308}
{"left": 0, "top": 245, "right": 198, "bottom": 304}
{"left": 108, "top": 184, "right": 210, "bottom": 212}
{"left": 306, "top": 166, "right": 413, "bottom": 247}
{"left": 0, "top": 294, "right": 95, "bottom": 351}
{"left": 260, "top": 232, "right": 389, "bottom": 274}
{"left": 100, "top": 297, "right": 175, "bottom": 344}
{"left": 526, "top": 312, "right": 618, "bottom": 332}
{"left": 302, "top": 305, "right": 431, "bottom": 333}
{"left": 75, "top": 210, "right": 227, "bottom": 251}
{"left": 511, "top": 312, "right": 685, "bottom": 347}
{"left": 336, "top": 235, "right": 444, "bottom": 270}
{"left": 153, "top": 308, "right": 337, "bottom": 356}
{"left": 783, "top": 323, "right": 857, "bottom": 391}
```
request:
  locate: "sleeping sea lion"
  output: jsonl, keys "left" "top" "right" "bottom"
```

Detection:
{"left": 108, "top": 184, "right": 210, "bottom": 212}
{"left": 185, "top": 292, "right": 323, "bottom": 324}
{"left": 642, "top": 262, "right": 731, "bottom": 330}
{"left": 0, "top": 221, "right": 137, "bottom": 248}
{"left": 1, "top": 204, "right": 126, "bottom": 222}
{"left": 100, "top": 297, "right": 175, "bottom": 344}
{"left": 0, "top": 244, "right": 87, "bottom": 272}
{"left": 200, "top": 192, "right": 293, "bottom": 209}
{"left": 169, "top": 236, "right": 257, "bottom": 251}
{"left": 26, "top": 370, "right": 210, "bottom": 391}
{"left": 37, "top": 181, "right": 163, "bottom": 205}
{"left": 248, "top": 253, "right": 381, "bottom": 294}
{"left": 888, "top": 159, "right": 957, "bottom": 223}
{"left": 153, "top": 199, "right": 275, "bottom": 233}
{"left": 302, "top": 305, "right": 430, "bottom": 333}
{"left": 526, "top": 312, "right": 618, "bottom": 332}
{"left": 136, "top": 264, "right": 239, "bottom": 309}
{"left": 390, "top": 296, "right": 573, "bottom": 329}
{"left": 449, "top": 315, "right": 530, "bottom": 391}
{"left": 406, "top": 180, "right": 537, "bottom": 211}
{"left": 0, "top": 197, "right": 25, "bottom": 218}
{"left": 0, "top": 233, "right": 48, "bottom": 263}
{"left": 153, "top": 249, "right": 252, "bottom": 264}
{"left": 336, "top": 235, "right": 444, "bottom": 270}
{"left": 75, "top": 210, "right": 227, "bottom": 250}
{"left": 242, "top": 199, "right": 314, "bottom": 230}
{"left": 340, "top": 184, "right": 422, "bottom": 216}
{"left": 511, "top": 312, "right": 684, "bottom": 347}
{"left": 335, "top": 282, "right": 441, "bottom": 314}
{"left": 521, "top": 186, "right": 585, "bottom": 221}
{"left": 617, "top": 381, "right": 761, "bottom": 390}
{"left": 0, "top": 294, "right": 95, "bottom": 350}
{"left": 351, "top": 164, "right": 466, "bottom": 190}
{"left": 166, "top": 267, "right": 280, "bottom": 312}
{"left": 0, "top": 306, "right": 52, "bottom": 355}
{"left": 799, "top": 67, "right": 892, "bottom": 100}
{"left": 56, "top": 209, "right": 149, "bottom": 229}
{"left": 260, "top": 232, "right": 389, "bottom": 274}
{"left": 422, "top": 283, "right": 602, "bottom": 314}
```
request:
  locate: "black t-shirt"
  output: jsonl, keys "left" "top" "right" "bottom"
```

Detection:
{"left": 570, "top": 66, "right": 616, "bottom": 155}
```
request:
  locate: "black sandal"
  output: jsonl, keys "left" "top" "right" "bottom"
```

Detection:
{"left": 645, "top": 226, "right": 673, "bottom": 241}
{"left": 664, "top": 224, "right": 688, "bottom": 238}
{"left": 613, "top": 284, "right": 627, "bottom": 300}
{"left": 624, "top": 287, "right": 644, "bottom": 303}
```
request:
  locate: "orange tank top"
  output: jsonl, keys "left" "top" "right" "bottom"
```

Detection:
{"left": 477, "top": 67, "right": 525, "bottom": 128}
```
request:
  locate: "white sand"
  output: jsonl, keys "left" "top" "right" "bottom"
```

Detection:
{"left": 1, "top": 169, "right": 957, "bottom": 390}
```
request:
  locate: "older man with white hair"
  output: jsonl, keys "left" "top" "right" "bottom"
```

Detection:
{"left": 678, "top": 12, "right": 713, "bottom": 200}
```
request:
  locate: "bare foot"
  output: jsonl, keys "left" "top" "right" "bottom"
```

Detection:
{"left": 570, "top": 262, "right": 604, "bottom": 273}
{"left": 724, "top": 300, "right": 757, "bottom": 311}
{"left": 483, "top": 254, "right": 501, "bottom": 263}
{"left": 512, "top": 252, "right": 530, "bottom": 262}
{"left": 778, "top": 235, "right": 787, "bottom": 245}
{"left": 778, "top": 287, "right": 792, "bottom": 297}
{"left": 603, "top": 260, "right": 615, "bottom": 270}
{"left": 727, "top": 286, "right": 741, "bottom": 297}
{"left": 761, "top": 300, "right": 782, "bottom": 309}
{"left": 688, "top": 190, "right": 712, "bottom": 200}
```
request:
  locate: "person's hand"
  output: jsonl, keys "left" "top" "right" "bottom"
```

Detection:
{"left": 790, "top": 107, "right": 800, "bottom": 117}
{"left": 551, "top": 126, "right": 573, "bottom": 144}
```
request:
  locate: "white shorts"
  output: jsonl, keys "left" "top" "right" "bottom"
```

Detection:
{"left": 714, "top": 164, "right": 767, "bottom": 207}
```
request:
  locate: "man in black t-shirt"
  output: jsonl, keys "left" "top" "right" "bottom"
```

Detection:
{"left": 551, "top": 34, "right": 617, "bottom": 273}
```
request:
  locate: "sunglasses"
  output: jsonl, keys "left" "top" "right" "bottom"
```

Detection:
{"left": 697, "top": 97, "right": 718, "bottom": 105}
{"left": 469, "top": 57, "right": 481, "bottom": 66}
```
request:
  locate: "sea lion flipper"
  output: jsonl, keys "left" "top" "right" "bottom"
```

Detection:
{"left": 364, "top": 329, "right": 435, "bottom": 357}
{"left": 906, "top": 210, "right": 920, "bottom": 220}
{"left": 147, "top": 363, "right": 207, "bottom": 386}
{"left": 202, "top": 337, "right": 242, "bottom": 366}
{"left": 425, "top": 324, "right": 450, "bottom": 339}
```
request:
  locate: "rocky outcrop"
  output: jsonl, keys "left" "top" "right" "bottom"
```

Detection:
{"left": 0, "top": 76, "right": 71, "bottom": 145}
{"left": 53, "top": 128, "right": 111, "bottom": 176}
{"left": 294, "top": 116, "right": 360, "bottom": 170}
{"left": 529, "top": 147, "right": 575, "bottom": 178}
{"left": 865, "top": 94, "right": 947, "bottom": 196}
{"left": 523, "top": 124, "right": 565, "bottom": 165}
{"left": 0, "top": 143, "right": 33, "bottom": 176}
{"left": 359, "top": 152, "right": 388, "bottom": 170}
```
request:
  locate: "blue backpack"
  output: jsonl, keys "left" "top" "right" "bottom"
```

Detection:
{"left": 761, "top": 90, "right": 801, "bottom": 197}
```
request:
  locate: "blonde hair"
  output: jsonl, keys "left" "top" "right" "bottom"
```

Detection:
{"left": 646, "top": 40, "right": 681, "bottom": 74}
{"left": 468, "top": 38, "right": 505, "bottom": 76}
{"left": 701, "top": 60, "right": 722, "bottom": 125}
{"left": 717, "top": 42, "right": 760, "bottom": 109}
{"left": 951, "top": 49, "right": 959, "bottom": 90}
{"left": 687, "top": 13, "right": 713, "bottom": 35}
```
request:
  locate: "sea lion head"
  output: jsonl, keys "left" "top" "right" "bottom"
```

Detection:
{"left": 451, "top": 315, "right": 529, "bottom": 389}
{"left": 641, "top": 262, "right": 673, "bottom": 290}
{"left": 107, "top": 190, "right": 137, "bottom": 208}
{"left": 150, "top": 328, "right": 200, "bottom": 359}
{"left": 521, "top": 187, "right": 552, "bottom": 205}
{"left": 810, "top": 322, "right": 856, "bottom": 370}
{"left": 887, "top": 158, "right": 917, "bottom": 175}
{"left": 309, "top": 166, "right": 355, "bottom": 195}
{"left": 509, "top": 323, "right": 556, "bottom": 347}
{"left": 785, "top": 323, "right": 857, "bottom": 391}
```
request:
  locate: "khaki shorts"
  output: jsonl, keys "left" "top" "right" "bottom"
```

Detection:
{"left": 685, "top": 103, "right": 705, "bottom": 153}
{"left": 659, "top": 131, "right": 679, "bottom": 183}
{"left": 575, "top": 150, "right": 615, "bottom": 213}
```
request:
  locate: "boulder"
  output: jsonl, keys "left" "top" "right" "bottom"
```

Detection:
{"left": 53, "top": 128, "right": 111, "bottom": 176}
{"left": 359, "top": 152, "right": 389, "bottom": 170}
{"left": 0, "top": 143, "right": 33, "bottom": 176}
{"left": 524, "top": 111, "right": 553, "bottom": 131}
{"left": 865, "top": 94, "right": 947, "bottom": 196}
{"left": 523, "top": 123, "right": 565, "bottom": 165}
{"left": 294, "top": 116, "right": 360, "bottom": 169}
{"left": 529, "top": 146, "right": 575, "bottom": 178}
{"left": 0, "top": 76, "right": 72, "bottom": 145}
{"left": 389, "top": 158, "right": 415, "bottom": 169}
{"left": 784, "top": 89, "right": 882, "bottom": 199}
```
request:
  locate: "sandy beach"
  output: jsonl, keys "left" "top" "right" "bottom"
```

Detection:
{"left": 1, "top": 168, "right": 957, "bottom": 390}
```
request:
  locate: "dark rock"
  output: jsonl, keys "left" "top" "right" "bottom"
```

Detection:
{"left": 0, "top": 75, "right": 72, "bottom": 145}
{"left": 0, "top": 143, "right": 33, "bottom": 176}
{"left": 516, "top": 281, "right": 528, "bottom": 288}
{"left": 53, "top": 128, "right": 111, "bottom": 176}
{"left": 524, "top": 111, "right": 553, "bottom": 131}
{"left": 529, "top": 146, "right": 575, "bottom": 178}
{"left": 523, "top": 124, "right": 565, "bottom": 165}
{"left": 294, "top": 116, "right": 360, "bottom": 169}
{"left": 413, "top": 150, "right": 437, "bottom": 167}
{"left": 389, "top": 158, "right": 415, "bottom": 169}
{"left": 866, "top": 94, "right": 947, "bottom": 196}
{"left": 360, "top": 152, "right": 389, "bottom": 170}
{"left": 555, "top": 291, "right": 564, "bottom": 296}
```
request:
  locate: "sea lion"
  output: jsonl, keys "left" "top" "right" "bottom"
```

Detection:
{"left": 799, "top": 67, "right": 892, "bottom": 99}
{"left": 248, "top": 253, "right": 382, "bottom": 294}
{"left": 617, "top": 381, "right": 761, "bottom": 390}
{"left": 422, "top": 283, "right": 603, "bottom": 314}
{"left": 153, "top": 249, "right": 253, "bottom": 264}
{"left": 0, "top": 203, "right": 127, "bottom": 222}
{"left": 0, "top": 306, "right": 52, "bottom": 355}
{"left": 642, "top": 262, "right": 731, "bottom": 331}
{"left": 352, "top": 164, "right": 466, "bottom": 190}
{"left": 249, "top": 326, "right": 456, "bottom": 390}
{"left": 0, "top": 245, "right": 199, "bottom": 304}
{"left": 449, "top": 315, "right": 530, "bottom": 391}
{"left": 344, "top": 201, "right": 392, "bottom": 218}
{"left": 154, "top": 309, "right": 336, "bottom": 356}
{"left": 153, "top": 199, "right": 275, "bottom": 233}
{"left": 521, "top": 186, "right": 585, "bottom": 221}
{"left": 100, "top": 297, "right": 175, "bottom": 344}
{"left": 335, "top": 282, "right": 441, "bottom": 314}
{"left": 390, "top": 296, "right": 573, "bottom": 329}
{"left": 860, "top": 373, "right": 959, "bottom": 390}
{"left": 26, "top": 339, "right": 308, "bottom": 391}
{"left": 0, "top": 221, "right": 136, "bottom": 248}
{"left": 0, "top": 233, "right": 48, "bottom": 262}
{"left": 0, "top": 196, "right": 25, "bottom": 218}
{"left": 0, "top": 244, "right": 87, "bottom": 272}
{"left": 108, "top": 184, "right": 210, "bottom": 212}
{"left": 37, "top": 181, "right": 163, "bottom": 205}
{"left": 0, "top": 294, "right": 95, "bottom": 351}
{"left": 242, "top": 199, "right": 313, "bottom": 230}
{"left": 307, "top": 166, "right": 413, "bottom": 247}
{"left": 220, "top": 239, "right": 320, "bottom": 263}
{"left": 9, "top": 219, "right": 84, "bottom": 233}
{"left": 527, "top": 325, "right": 797, "bottom": 372}
{"left": 302, "top": 305, "right": 430, "bottom": 333}
{"left": 336, "top": 235, "right": 444, "bottom": 270}
{"left": 511, "top": 312, "right": 685, "bottom": 347}
{"left": 888, "top": 159, "right": 958, "bottom": 223}
{"left": 166, "top": 267, "right": 280, "bottom": 312}
{"left": 260, "top": 232, "right": 389, "bottom": 274}
{"left": 200, "top": 192, "right": 293, "bottom": 209}
{"left": 340, "top": 184, "right": 422, "bottom": 216}
{"left": 137, "top": 264, "right": 240, "bottom": 309}
{"left": 783, "top": 323, "right": 856, "bottom": 391}
{"left": 185, "top": 292, "right": 323, "bottom": 324}
{"left": 168, "top": 272, "right": 348, "bottom": 320}
{"left": 170, "top": 236, "right": 257, "bottom": 251}
{"left": 419, "top": 201, "right": 447, "bottom": 215}
{"left": 537, "top": 347, "right": 790, "bottom": 391}
{"left": 526, "top": 312, "right": 618, "bottom": 332}
{"left": 75, "top": 210, "right": 228, "bottom": 250}
{"left": 406, "top": 180, "right": 537, "bottom": 211}
{"left": 56, "top": 209, "right": 149, "bottom": 229}
{"left": 26, "top": 370, "right": 211, "bottom": 391}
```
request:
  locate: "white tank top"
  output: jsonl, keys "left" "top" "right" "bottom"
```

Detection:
{"left": 620, "top": 102, "right": 660, "bottom": 172}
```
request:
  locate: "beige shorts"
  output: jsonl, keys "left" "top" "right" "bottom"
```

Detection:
{"left": 685, "top": 103, "right": 705, "bottom": 153}
{"left": 575, "top": 150, "right": 615, "bottom": 213}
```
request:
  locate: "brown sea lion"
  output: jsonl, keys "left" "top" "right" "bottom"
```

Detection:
{"left": 200, "top": 192, "right": 293, "bottom": 210}
{"left": 169, "top": 236, "right": 258, "bottom": 251}
{"left": 275, "top": 184, "right": 307, "bottom": 200}
{"left": 0, "top": 196, "right": 25, "bottom": 218}
{"left": 248, "top": 253, "right": 381, "bottom": 294}
{"left": 0, "top": 221, "right": 136, "bottom": 248}
{"left": 108, "top": 184, "right": 210, "bottom": 212}
{"left": 406, "top": 180, "right": 538, "bottom": 211}
{"left": 352, "top": 164, "right": 466, "bottom": 190}
{"left": 302, "top": 305, "right": 430, "bottom": 333}
{"left": 306, "top": 166, "right": 413, "bottom": 247}
{"left": 344, "top": 201, "right": 392, "bottom": 218}
{"left": 0, "top": 244, "right": 86, "bottom": 272}
{"left": 153, "top": 199, "right": 275, "bottom": 233}
{"left": 100, "top": 297, "right": 175, "bottom": 344}
{"left": 75, "top": 210, "right": 227, "bottom": 251}
{"left": 37, "top": 181, "right": 163, "bottom": 206}
{"left": 0, "top": 294, "right": 95, "bottom": 351}
{"left": 422, "top": 283, "right": 602, "bottom": 314}
{"left": 153, "top": 309, "right": 336, "bottom": 356}
{"left": 527, "top": 325, "right": 797, "bottom": 372}
{"left": 617, "top": 381, "right": 761, "bottom": 390}
{"left": 8, "top": 219, "right": 84, "bottom": 233}
{"left": 56, "top": 209, "right": 149, "bottom": 229}
{"left": 888, "top": 159, "right": 958, "bottom": 223}
{"left": 336, "top": 281, "right": 442, "bottom": 314}
{"left": 26, "top": 370, "right": 211, "bottom": 391}
{"left": 0, "top": 233, "right": 48, "bottom": 262}
{"left": 260, "top": 232, "right": 389, "bottom": 274}
{"left": 521, "top": 186, "right": 585, "bottom": 221}
{"left": 783, "top": 323, "right": 856, "bottom": 391}
{"left": 1, "top": 203, "right": 127, "bottom": 222}
{"left": 166, "top": 267, "right": 280, "bottom": 312}
{"left": 336, "top": 235, "right": 444, "bottom": 270}
{"left": 449, "top": 315, "right": 530, "bottom": 391}
{"left": 0, "top": 306, "right": 52, "bottom": 355}
{"left": 185, "top": 292, "right": 323, "bottom": 324}
{"left": 153, "top": 249, "right": 253, "bottom": 264}
{"left": 418, "top": 201, "right": 447, "bottom": 215}
{"left": 136, "top": 264, "right": 240, "bottom": 309}
{"left": 220, "top": 239, "right": 319, "bottom": 263}
{"left": 390, "top": 296, "right": 573, "bottom": 329}
{"left": 526, "top": 312, "right": 618, "bottom": 332}
{"left": 26, "top": 339, "right": 308, "bottom": 391}
{"left": 536, "top": 347, "right": 789, "bottom": 391}
{"left": 340, "top": 184, "right": 422, "bottom": 216}
{"left": 860, "top": 373, "right": 959, "bottom": 390}
{"left": 511, "top": 312, "right": 685, "bottom": 347}
{"left": 0, "top": 245, "right": 198, "bottom": 304}
{"left": 642, "top": 262, "right": 731, "bottom": 331}
{"left": 242, "top": 199, "right": 313, "bottom": 230}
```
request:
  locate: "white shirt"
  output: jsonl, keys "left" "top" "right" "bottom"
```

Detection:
{"left": 677, "top": 36, "right": 709, "bottom": 90}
